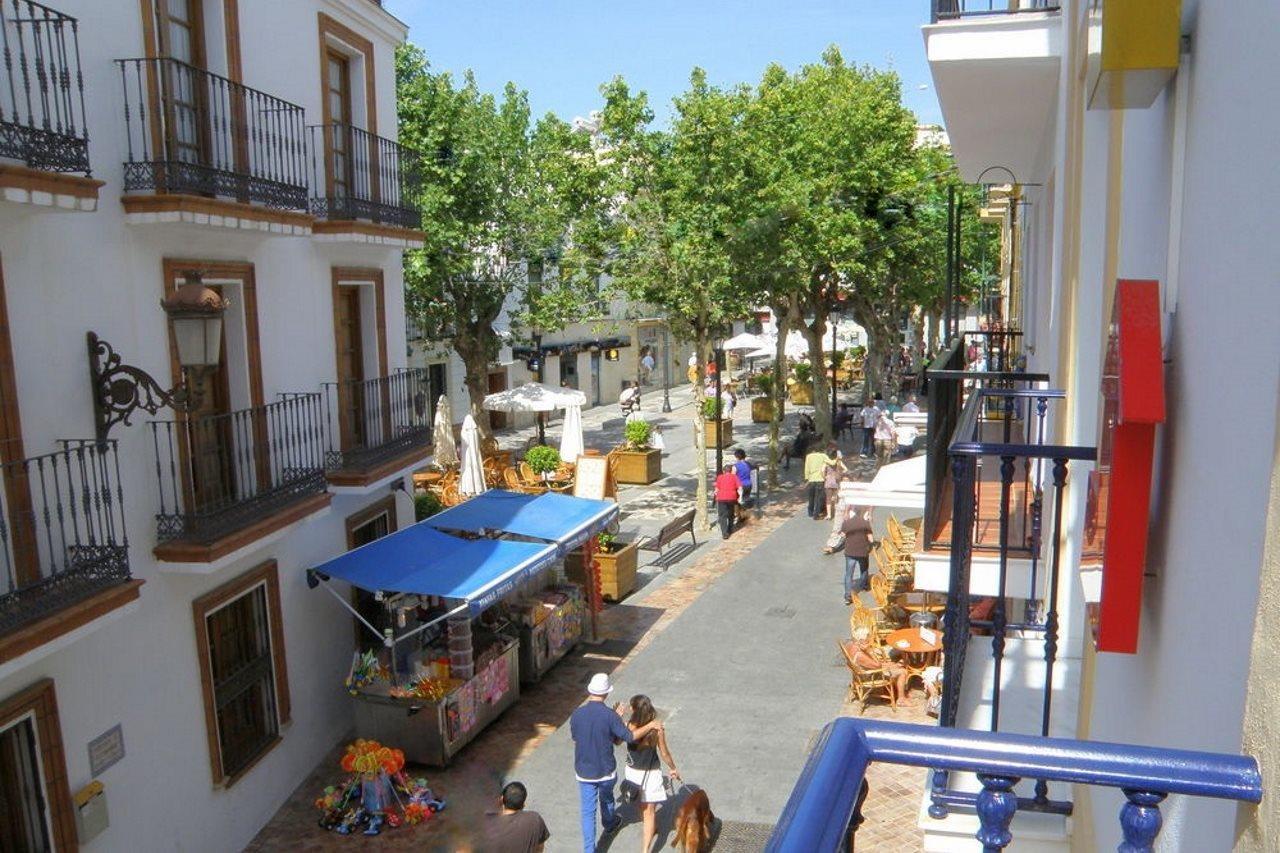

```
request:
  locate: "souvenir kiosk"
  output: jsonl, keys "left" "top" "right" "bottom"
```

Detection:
{"left": 425, "top": 490, "right": 619, "bottom": 684}
{"left": 307, "top": 523, "right": 559, "bottom": 766}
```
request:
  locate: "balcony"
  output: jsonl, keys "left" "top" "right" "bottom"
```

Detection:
{"left": 767, "top": 718, "right": 1261, "bottom": 852}
{"left": 150, "top": 395, "right": 331, "bottom": 566}
{"left": 0, "top": 440, "right": 141, "bottom": 668}
{"left": 308, "top": 123, "right": 424, "bottom": 246}
{"left": 0, "top": 1, "right": 101, "bottom": 209}
{"left": 922, "top": 0, "right": 1062, "bottom": 182}
{"left": 115, "top": 57, "right": 312, "bottom": 234}
{"left": 314, "top": 369, "right": 433, "bottom": 488}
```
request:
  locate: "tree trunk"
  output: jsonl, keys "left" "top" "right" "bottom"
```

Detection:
{"left": 691, "top": 326, "right": 710, "bottom": 532}
{"left": 766, "top": 305, "right": 790, "bottom": 489}
{"left": 455, "top": 331, "right": 494, "bottom": 439}
{"left": 801, "top": 317, "right": 832, "bottom": 440}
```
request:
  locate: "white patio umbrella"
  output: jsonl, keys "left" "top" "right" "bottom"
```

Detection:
{"left": 458, "top": 414, "right": 487, "bottom": 497}
{"left": 559, "top": 403, "right": 585, "bottom": 461}
{"left": 722, "top": 332, "right": 765, "bottom": 351}
{"left": 483, "top": 382, "right": 587, "bottom": 444}
{"left": 431, "top": 394, "right": 458, "bottom": 468}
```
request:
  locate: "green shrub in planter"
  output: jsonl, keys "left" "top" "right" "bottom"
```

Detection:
{"left": 755, "top": 373, "right": 775, "bottom": 397}
{"left": 792, "top": 361, "right": 813, "bottom": 384}
{"left": 623, "top": 419, "right": 653, "bottom": 451}
{"left": 415, "top": 492, "right": 443, "bottom": 521}
{"left": 524, "top": 444, "right": 562, "bottom": 474}
{"left": 701, "top": 397, "right": 724, "bottom": 420}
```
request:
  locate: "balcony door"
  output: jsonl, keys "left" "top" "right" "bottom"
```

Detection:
{"left": 325, "top": 50, "right": 355, "bottom": 202}
{"left": 184, "top": 285, "right": 234, "bottom": 513}
{"left": 0, "top": 260, "right": 36, "bottom": 589}
{"left": 153, "top": 0, "right": 209, "bottom": 167}
{"left": 335, "top": 286, "right": 367, "bottom": 450}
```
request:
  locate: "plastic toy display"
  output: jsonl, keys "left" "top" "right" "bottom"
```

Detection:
{"left": 314, "top": 739, "right": 445, "bottom": 836}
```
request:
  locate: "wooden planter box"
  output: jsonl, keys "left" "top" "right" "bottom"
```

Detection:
{"left": 751, "top": 397, "right": 775, "bottom": 423}
{"left": 613, "top": 448, "right": 662, "bottom": 484}
{"left": 566, "top": 539, "right": 639, "bottom": 602}
{"left": 789, "top": 383, "right": 814, "bottom": 406}
{"left": 702, "top": 419, "right": 733, "bottom": 448}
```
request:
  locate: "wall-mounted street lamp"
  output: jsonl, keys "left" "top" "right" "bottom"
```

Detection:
{"left": 87, "top": 271, "right": 228, "bottom": 442}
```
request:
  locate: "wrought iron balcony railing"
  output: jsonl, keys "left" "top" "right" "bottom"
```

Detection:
{"left": 922, "top": 330, "right": 1047, "bottom": 553}
{"left": 149, "top": 394, "right": 327, "bottom": 546}
{"left": 0, "top": 440, "right": 130, "bottom": 634}
{"left": 931, "top": 386, "right": 1096, "bottom": 818}
{"left": 115, "top": 57, "right": 308, "bottom": 210}
{"left": 314, "top": 369, "right": 432, "bottom": 477}
{"left": 931, "top": 0, "right": 1061, "bottom": 23}
{"left": 0, "top": 0, "right": 90, "bottom": 174}
{"left": 768, "top": 718, "right": 1262, "bottom": 852}
{"left": 307, "top": 123, "right": 422, "bottom": 228}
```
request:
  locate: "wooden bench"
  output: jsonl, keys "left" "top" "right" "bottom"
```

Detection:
{"left": 638, "top": 509, "right": 697, "bottom": 569}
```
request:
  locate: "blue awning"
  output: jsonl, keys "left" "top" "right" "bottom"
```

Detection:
{"left": 310, "top": 521, "right": 558, "bottom": 616}
{"left": 424, "top": 489, "right": 620, "bottom": 553}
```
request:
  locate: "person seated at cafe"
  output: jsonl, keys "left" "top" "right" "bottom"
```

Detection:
{"left": 851, "top": 627, "right": 910, "bottom": 707}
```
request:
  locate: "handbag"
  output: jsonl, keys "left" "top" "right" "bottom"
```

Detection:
{"left": 619, "top": 763, "right": 653, "bottom": 805}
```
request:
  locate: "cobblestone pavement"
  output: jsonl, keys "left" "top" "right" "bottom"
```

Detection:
{"left": 247, "top": 384, "right": 931, "bottom": 852}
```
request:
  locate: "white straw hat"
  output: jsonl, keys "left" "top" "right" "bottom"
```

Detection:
{"left": 587, "top": 673, "right": 613, "bottom": 696}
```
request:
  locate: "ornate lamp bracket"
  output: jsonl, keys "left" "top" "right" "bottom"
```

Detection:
{"left": 87, "top": 331, "right": 202, "bottom": 443}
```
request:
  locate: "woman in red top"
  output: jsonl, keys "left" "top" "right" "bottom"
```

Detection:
{"left": 714, "top": 463, "right": 741, "bottom": 539}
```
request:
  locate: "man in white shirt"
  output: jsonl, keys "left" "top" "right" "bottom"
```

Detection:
{"left": 902, "top": 395, "right": 921, "bottom": 413}
{"left": 640, "top": 351, "right": 655, "bottom": 385}
{"left": 895, "top": 422, "right": 919, "bottom": 458}
{"left": 874, "top": 410, "right": 897, "bottom": 466}
{"left": 858, "top": 400, "right": 880, "bottom": 458}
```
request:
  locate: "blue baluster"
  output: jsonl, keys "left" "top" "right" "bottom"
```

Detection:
{"left": 975, "top": 774, "right": 1019, "bottom": 852}
{"left": 1118, "top": 789, "right": 1165, "bottom": 853}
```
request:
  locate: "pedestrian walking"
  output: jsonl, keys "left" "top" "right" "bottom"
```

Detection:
{"left": 803, "top": 443, "right": 829, "bottom": 519}
{"left": 733, "top": 448, "right": 754, "bottom": 507}
{"left": 571, "top": 674, "right": 663, "bottom": 852}
{"left": 822, "top": 447, "right": 844, "bottom": 521}
{"left": 874, "top": 409, "right": 896, "bottom": 467}
{"left": 483, "top": 782, "right": 551, "bottom": 853}
{"left": 840, "top": 505, "right": 874, "bottom": 603}
{"left": 640, "top": 350, "right": 656, "bottom": 385}
{"left": 623, "top": 695, "right": 682, "bottom": 853}
{"left": 902, "top": 395, "right": 921, "bottom": 413}
{"left": 714, "top": 464, "right": 741, "bottom": 539}
{"left": 859, "top": 399, "right": 880, "bottom": 458}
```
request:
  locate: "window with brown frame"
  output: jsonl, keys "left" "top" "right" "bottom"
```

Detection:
{"left": 346, "top": 497, "right": 397, "bottom": 650}
{"left": 193, "top": 561, "right": 289, "bottom": 786}
{"left": 0, "top": 680, "right": 75, "bottom": 850}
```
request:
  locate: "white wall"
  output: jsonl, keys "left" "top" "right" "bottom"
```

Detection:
{"left": 0, "top": 2, "right": 413, "bottom": 850}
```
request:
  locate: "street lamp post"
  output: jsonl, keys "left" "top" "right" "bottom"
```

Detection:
{"left": 830, "top": 317, "right": 839, "bottom": 423}
{"left": 661, "top": 323, "right": 672, "bottom": 413}
{"left": 714, "top": 346, "right": 724, "bottom": 477}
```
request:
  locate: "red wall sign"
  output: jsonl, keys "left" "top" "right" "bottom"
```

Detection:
{"left": 1088, "top": 279, "right": 1166, "bottom": 653}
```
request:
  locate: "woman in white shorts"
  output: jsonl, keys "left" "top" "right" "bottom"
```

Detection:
{"left": 625, "top": 694, "right": 681, "bottom": 852}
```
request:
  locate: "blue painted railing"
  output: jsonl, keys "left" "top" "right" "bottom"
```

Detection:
{"left": 767, "top": 719, "right": 1262, "bottom": 852}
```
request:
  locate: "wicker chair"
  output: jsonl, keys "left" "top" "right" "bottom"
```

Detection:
{"left": 839, "top": 639, "right": 895, "bottom": 713}
{"left": 503, "top": 467, "right": 541, "bottom": 494}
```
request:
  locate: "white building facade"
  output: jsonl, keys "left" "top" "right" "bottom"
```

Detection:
{"left": 922, "top": 0, "right": 1279, "bottom": 849}
{"left": 0, "top": 0, "right": 429, "bottom": 849}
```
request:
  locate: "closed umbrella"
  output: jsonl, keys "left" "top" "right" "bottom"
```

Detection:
{"left": 458, "top": 414, "right": 487, "bottom": 497}
{"left": 431, "top": 395, "right": 458, "bottom": 468}
{"left": 559, "top": 403, "right": 584, "bottom": 461}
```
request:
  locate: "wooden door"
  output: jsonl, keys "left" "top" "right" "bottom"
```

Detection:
{"left": 324, "top": 50, "right": 354, "bottom": 200}
{"left": 0, "top": 261, "right": 36, "bottom": 588}
{"left": 0, "top": 718, "right": 51, "bottom": 852}
{"left": 154, "top": 0, "right": 209, "bottom": 166}
{"left": 185, "top": 284, "right": 233, "bottom": 512}
{"left": 487, "top": 371, "right": 507, "bottom": 430}
{"left": 335, "top": 287, "right": 367, "bottom": 449}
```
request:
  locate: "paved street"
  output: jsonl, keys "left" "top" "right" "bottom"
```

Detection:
{"left": 249, "top": 385, "right": 931, "bottom": 851}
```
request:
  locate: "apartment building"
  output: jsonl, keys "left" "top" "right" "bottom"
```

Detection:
{"left": 0, "top": 1, "right": 429, "bottom": 849}
{"left": 906, "top": 0, "right": 1279, "bottom": 849}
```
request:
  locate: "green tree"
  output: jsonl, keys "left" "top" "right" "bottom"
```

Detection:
{"left": 396, "top": 45, "right": 607, "bottom": 435}
{"left": 600, "top": 72, "right": 752, "bottom": 529}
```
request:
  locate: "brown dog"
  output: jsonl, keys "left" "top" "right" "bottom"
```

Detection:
{"left": 670, "top": 789, "right": 716, "bottom": 851}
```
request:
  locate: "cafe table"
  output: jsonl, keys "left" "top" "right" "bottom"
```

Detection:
{"left": 884, "top": 626, "right": 944, "bottom": 683}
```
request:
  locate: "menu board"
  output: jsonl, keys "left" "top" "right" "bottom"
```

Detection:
{"left": 573, "top": 455, "right": 610, "bottom": 501}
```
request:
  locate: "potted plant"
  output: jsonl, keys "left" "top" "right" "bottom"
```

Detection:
{"left": 566, "top": 530, "right": 639, "bottom": 602}
{"left": 700, "top": 397, "right": 733, "bottom": 448}
{"left": 789, "top": 361, "right": 815, "bottom": 405}
{"left": 752, "top": 373, "right": 777, "bottom": 423}
{"left": 613, "top": 419, "right": 662, "bottom": 484}
{"left": 414, "top": 492, "right": 443, "bottom": 522}
{"left": 524, "top": 444, "right": 562, "bottom": 479}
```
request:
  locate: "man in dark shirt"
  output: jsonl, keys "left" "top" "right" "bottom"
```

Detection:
{"left": 841, "top": 505, "right": 874, "bottom": 604}
{"left": 484, "top": 782, "right": 550, "bottom": 853}
{"left": 571, "top": 673, "right": 663, "bottom": 852}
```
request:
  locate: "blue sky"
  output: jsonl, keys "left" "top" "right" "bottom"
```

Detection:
{"left": 383, "top": 1, "right": 941, "bottom": 127}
